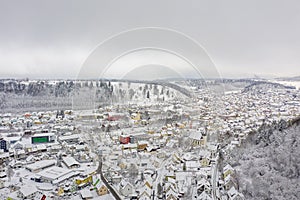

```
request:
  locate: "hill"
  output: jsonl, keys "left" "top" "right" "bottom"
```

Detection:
{"left": 228, "top": 120, "right": 300, "bottom": 199}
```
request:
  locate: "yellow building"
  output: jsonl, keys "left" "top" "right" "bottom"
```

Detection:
{"left": 97, "top": 184, "right": 108, "bottom": 196}
{"left": 223, "top": 164, "right": 234, "bottom": 178}
{"left": 131, "top": 112, "right": 141, "bottom": 121}
{"left": 201, "top": 157, "right": 210, "bottom": 167}
{"left": 75, "top": 176, "right": 92, "bottom": 185}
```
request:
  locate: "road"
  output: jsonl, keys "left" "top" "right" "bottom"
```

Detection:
{"left": 97, "top": 157, "right": 122, "bottom": 200}
{"left": 211, "top": 164, "right": 217, "bottom": 199}
{"left": 211, "top": 156, "right": 219, "bottom": 200}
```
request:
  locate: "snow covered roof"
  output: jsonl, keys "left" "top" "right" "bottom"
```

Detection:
{"left": 19, "top": 185, "right": 38, "bottom": 197}
{"left": 26, "top": 159, "right": 56, "bottom": 172}
{"left": 33, "top": 132, "right": 55, "bottom": 137}
{"left": 227, "top": 186, "right": 244, "bottom": 199}
{"left": 186, "top": 160, "right": 200, "bottom": 168}
{"left": 80, "top": 188, "right": 93, "bottom": 199}
{"left": 198, "top": 191, "right": 212, "bottom": 200}
{"left": 206, "top": 143, "right": 218, "bottom": 152}
{"left": 189, "top": 132, "right": 202, "bottom": 140}
{"left": 198, "top": 150, "right": 211, "bottom": 158}
{"left": 197, "top": 178, "right": 211, "bottom": 188}
{"left": 0, "top": 152, "right": 10, "bottom": 159}
{"left": 183, "top": 152, "right": 194, "bottom": 161}
{"left": 58, "top": 134, "right": 80, "bottom": 141}
{"left": 53, "top": 170, "right": 80, "bottom": 185}
{"left": 4, "top": 136, "right": 22, "bottom": 142}
{"left": 120, "top": 180, "right": 133, "bottom": 189}
{"left": 37, "top": 166, "right": 72, "bottom": 181}
{"left": 62, "top": 156, "right": 80, "bottom": 168}
{"left": 223, "top": 164, "right": 234, "bottom": 173}
{"left": 176, "top": 171, "right": 193, "bottom": 181}
{"left": 36, "top": 144, "right": 47, "bottom": 150}
{"left": 166, "top": 187, "right": 178, "bottom": 198}
{"left": 11, "top": 141, "right": 24, "bottom": 149}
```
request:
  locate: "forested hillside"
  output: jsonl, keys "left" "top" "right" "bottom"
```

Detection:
{"left": 0, "top": 79, "right": 181, "bottom": 113}
{"left": 228, "top": 120, "right": 300, "bottom": 200}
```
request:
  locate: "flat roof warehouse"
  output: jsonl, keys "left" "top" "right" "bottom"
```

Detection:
{"left": 25, "top": 160, "right": 56, "bottom": 173}
{"left": 37, "top": 166, "right": 80, "bottom": 184}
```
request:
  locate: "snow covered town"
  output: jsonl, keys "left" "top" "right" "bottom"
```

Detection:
{"left": 0, "top": 79, "right": 300, "bottom": 200}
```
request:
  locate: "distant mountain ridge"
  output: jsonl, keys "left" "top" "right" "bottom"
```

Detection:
{"left": 275, "top": 75, "right": 300, "bottom": 81}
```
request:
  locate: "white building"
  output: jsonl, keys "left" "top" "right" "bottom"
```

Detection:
{"left": 37, "top": 166, "right": 80, "bottom": 184}
{"left": 62, "top": 156, "right": 80, "bottom": 168}
{"left": 18, "top": 185, "right": 38, "bottom": 199}
{"left": 25, "top": 159, "right": 56, "bottom": 173}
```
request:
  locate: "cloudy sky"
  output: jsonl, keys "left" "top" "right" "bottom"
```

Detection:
{"left": 0, "top": 0, "right": 299, "bottom": 79}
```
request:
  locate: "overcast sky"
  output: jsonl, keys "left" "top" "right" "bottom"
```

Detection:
{"left": 0, "top": 0, "right": 299, "bottom": 79}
